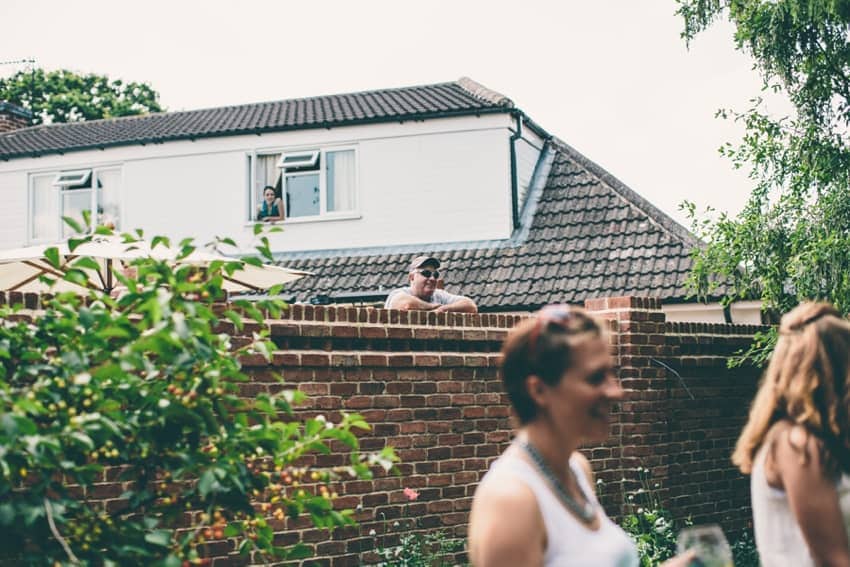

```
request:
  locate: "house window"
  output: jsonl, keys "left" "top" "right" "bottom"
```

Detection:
{"left": 248, "top": 147, "right": 356, "bottom": 222}
{"left": 28, "top": 167, "right": 122, "bottom": 242}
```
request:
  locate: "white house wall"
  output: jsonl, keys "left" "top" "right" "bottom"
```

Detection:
{"left": 515, "top": 128, "right": 544, "bottom": 211}
{"left": 122, "top": 153, "right": 245, "bottom": 245}
{"left": 0, "top": 170, "right": 27, "bottom": 247}
{"left": 662, "top": 300, "right": 763, "bottom": 325}
{"left": 0, "top": 114, "right": 514, "bottom": 252}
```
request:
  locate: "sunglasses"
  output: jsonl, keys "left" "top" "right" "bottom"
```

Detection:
{"left": 415, "top": 269, "right": 440, "bottom": 280}
{"left": 528, "top": 304, "right": 575, "bottom": 355}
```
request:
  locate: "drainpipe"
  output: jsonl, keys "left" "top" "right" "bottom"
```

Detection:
{"left": 723, "top": 303, "right": 733, "bottom": 324}
{"left": 509, "top": 111, "right": 523, "bottom": 231}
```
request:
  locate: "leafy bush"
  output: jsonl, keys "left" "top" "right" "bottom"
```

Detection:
{"left": 375, "top": 530, "right": 462, "bottom": 567}
{"left": 620, "top": 468, "right": 760, "bottom": 567}
{"left": 370, "top": 488, "right": 463, "bottom": 566}
{"left": 619, "top": 468, "right": 689, "bottom": 566}
{"left": 0, "top": 229, "right": 395, "bottom": 565}
{"left": 731, "top": 529, "right": 759, "bottom": 567}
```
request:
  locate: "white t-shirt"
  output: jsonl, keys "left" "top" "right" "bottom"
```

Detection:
{"left": 479, "top": 453, "right": 639, "bottom": 567}
{"left": 383, "top": 286, "right": 466, "bottom": 309}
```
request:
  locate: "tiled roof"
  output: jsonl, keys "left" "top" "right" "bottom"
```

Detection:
{"left": 0, "top": 78, "right": 512, "bottom": 160}
{"left": 280, "top": 139, "right": 705, "bottom": 311}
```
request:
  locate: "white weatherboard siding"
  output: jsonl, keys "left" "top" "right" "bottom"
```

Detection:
{"left": 516, "top": 128, "right": 544, "bottom": 211}
{"left": 0, "top": 114, "right": 515, "bottom": 252}
{"left": 347, "top": 129, "right": 511, "bottom": 250}
{"left": 122, "top": 152, "right": 245, "bottom": 245}
{"left": 0, "top": 170, "right": 27, "bottom": 248}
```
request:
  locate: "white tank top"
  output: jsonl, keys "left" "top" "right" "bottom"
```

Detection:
{"left": 751, "top": 445, "right": 850, "bottom": 566}
{"left": 482, "top": 453, "right": 639, "bottom": 567}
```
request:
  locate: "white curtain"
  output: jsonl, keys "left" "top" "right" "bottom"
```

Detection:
{"left": 254, "top": 154, "right": 280, "bottom": 193}
{"left": 254, "top": 154, "right": 281, "bottom": 218}
{"left": 31, "top": 174, "right": 59, "bottom": 241}
{"left": 96, "top": 168, "right": 122, "bottom": 229}
{"left": 327, "top": 150, "right": 356, "bottom": 212}
{"left": 62, "top": 189, "right": 91, "bottom": 238}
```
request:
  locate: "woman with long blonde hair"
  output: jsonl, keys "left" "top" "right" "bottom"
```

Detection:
{"left": 733, "top": 302, "right": 850, "bottom": 566}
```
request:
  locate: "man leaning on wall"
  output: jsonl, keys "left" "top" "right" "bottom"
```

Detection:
{"left": 384, "top": 255, "right": 478, "bottom": 313}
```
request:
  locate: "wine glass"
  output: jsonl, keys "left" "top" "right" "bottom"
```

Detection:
{"left": 676, "top": 524, "right": 734, "bottom": 567}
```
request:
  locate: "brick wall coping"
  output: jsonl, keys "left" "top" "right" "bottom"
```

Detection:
{"left": 240, "top": 350, "right": 502, "bottom": 368}
{"left": 0, "top": 292, "right": 526, "bottom": 329}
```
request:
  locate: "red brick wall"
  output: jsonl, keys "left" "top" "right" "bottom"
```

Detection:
{"left": 585, "top": 297, "right": 763, "bottom": 535}
{"left": 1, "top": 294, "right": 764, "bottom": 565}
{"left": 230, "top": 304, "right": 520, "bottom": 566}
{"left": 235, "top": 298, "right": 763, "bottom": 565}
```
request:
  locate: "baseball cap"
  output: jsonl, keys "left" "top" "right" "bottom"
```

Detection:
{"left": 408, "top": 255, "right": 440, "bottom": 272}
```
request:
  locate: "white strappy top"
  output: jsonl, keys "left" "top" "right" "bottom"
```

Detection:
{"left": 480, "top": 452, "right": 638, "bottom": 566}
{"left": 751, "top": 445, "right": 850, "bottom": 566}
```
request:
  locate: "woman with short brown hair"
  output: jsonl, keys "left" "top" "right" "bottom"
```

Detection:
{"left": 469, "top": 305, "right": 693, "bottom": 567}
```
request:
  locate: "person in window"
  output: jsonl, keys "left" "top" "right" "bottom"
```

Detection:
{"left": 733, "top": 301, "right": 850, "bottom": 567}
{"left": 257, "top": 186, "right": 284, "bottom": 222}
{"left": 384, "top": 255, "right": 477, "bottom": 313}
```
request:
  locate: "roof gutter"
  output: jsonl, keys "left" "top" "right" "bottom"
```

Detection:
{"left": 0, "top": 106, "right": 518, "bottom": 161}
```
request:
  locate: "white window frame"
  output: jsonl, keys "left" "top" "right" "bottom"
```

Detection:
{"left": 53, "top": 169, "right": 92, "bottom": 187}
{"left": 277, "top": 150, "right": 319, "bottom": 170}
{"left": 28, "top": 166, "right": 123, "bottom": 244}
{"left": 247, "top": 145, "right": 358, "bottom": 223}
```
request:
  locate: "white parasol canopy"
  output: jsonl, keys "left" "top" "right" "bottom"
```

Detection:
{"left": 0, "top": 234, "right": 311, "bottom": 294}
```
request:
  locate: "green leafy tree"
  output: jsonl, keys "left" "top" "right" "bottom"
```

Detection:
{"left": 0, "top": 68, "right": 163, "bottom": 125}
{"left": 0, "top": 226, "right": 396, "bottom": 565}
{"left": 677, "top": 0, "right": 850, "bottom": 361}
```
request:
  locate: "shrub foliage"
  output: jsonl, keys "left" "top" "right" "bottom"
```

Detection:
{"left": 0, "top": 229, "right": 394, "bottom": 565}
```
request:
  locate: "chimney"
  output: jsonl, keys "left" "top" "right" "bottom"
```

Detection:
{"left": 0, "top": 101, "right": 33, "bottom": 133}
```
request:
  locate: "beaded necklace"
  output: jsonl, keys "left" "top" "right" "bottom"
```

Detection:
{"left": 520, "top": 440, "right": 596, "bottom": 523}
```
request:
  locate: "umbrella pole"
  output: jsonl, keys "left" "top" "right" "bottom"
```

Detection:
{"left": 105, "top": 258, "right": 113, "bottom": 294}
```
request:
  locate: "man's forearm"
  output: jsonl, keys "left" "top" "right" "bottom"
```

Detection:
{"left": 436, "top": 298, "right": 478, "bottom": 314}
{"left": 388, "top": 294, "right": 440, "bottom": 311}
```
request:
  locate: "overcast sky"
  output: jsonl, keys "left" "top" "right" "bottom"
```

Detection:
{"left": 1, "top": 0, "right": 772, "bottom": 228}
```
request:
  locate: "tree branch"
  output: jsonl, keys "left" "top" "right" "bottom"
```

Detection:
{"left": 44, "top": 497, "right": 80, "bottom": 564}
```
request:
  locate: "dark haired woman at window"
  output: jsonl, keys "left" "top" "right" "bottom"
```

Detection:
{"left": 257, "top": 186, "right": 284, "bottom": 222}
{"left": 468, "top": 305, "right": 694, "bottom": 567}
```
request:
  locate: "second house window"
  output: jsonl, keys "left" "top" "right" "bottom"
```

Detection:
{"left": 29, "top": 167, "right": 122, "bottom": 243}
{"left": 249, "top": 147, "right": 356, "bottom": 222}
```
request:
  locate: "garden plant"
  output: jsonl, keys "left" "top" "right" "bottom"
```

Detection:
{"left": 0, "top": 224, "right": 396, "bottom": 565}
{"left": 369, "top": 487, "right": 463, "bottom": 566}
{"left": 619, "top": 467, "right": 758, "bottom": 567}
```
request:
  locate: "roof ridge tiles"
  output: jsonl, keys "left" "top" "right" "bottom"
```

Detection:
{"left": 455, "top": 77, "right": 514, "bottom": 108}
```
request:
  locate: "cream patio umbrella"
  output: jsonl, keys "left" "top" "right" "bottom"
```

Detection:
{"left": 0, "top": 234, "right": 311, "bottom": 294}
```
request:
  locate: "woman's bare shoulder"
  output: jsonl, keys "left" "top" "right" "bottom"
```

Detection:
{"left": 769, "top": 420, "right": 822, "bottom": 455}
{"left": 769, "top": 420, "right": 831, "bottom": 478}
{"left": 469, "top": 463, "right": 544, "bottom": 566}
{"left": 474, "top": 464, "right": 536, "bottom": 503}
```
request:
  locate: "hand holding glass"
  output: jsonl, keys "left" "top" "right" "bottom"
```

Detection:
{"left": 676, "top": 524, "right": 733, "bottom": 567}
